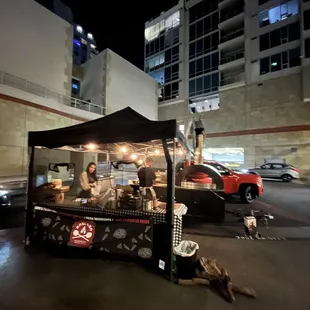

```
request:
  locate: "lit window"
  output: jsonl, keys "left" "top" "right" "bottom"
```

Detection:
{"left": 76, "top": 25, "right": 83, "bottom": 33}
{"left": 149, "top": 69, "right": 165, "bottom": 85}
{"left": 259, "top": 0, "right": 299, "bottom": 28}
{"left": 90, "top": 44, "right": 96, "bottom": 49}
{"left": 145, "top": 10, "right": 180, "bottom": 42}
{"left": 87, "top": 33, "right": 94, "bottom": 40}
{"left": 145, "top": 53, "right": 165, "bottom": 71}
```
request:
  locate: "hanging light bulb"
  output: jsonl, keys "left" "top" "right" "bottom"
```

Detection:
{"left": 155, "top": 149, "right": 160, "bottom": 155}
{"left": 131, "top": 154, "right": 137, "bottom": 160}
{"left": 121, "top": 146, "right": 127, "bottom": 153}
{"left": 178, "top": 149, "right": 183, "bottom": 155}
{"left": 86, "top": 143, "right": 97, "bottom": 150}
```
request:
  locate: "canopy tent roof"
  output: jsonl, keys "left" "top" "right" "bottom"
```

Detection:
{"left": 28, "top": 107, "right": 189, "bottom": 151}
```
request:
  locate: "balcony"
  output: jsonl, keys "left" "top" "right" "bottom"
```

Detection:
{"left": 219, "top": 7, "right": 244, "bottom": 30}
{"left": 219, "top": 0, "right": 241, "bottom": 10}
{"left": 0, "top": 70, "right": 104, "bottom": 115}
{"left": 219, "top": 28, "right": 244, "bottom": 50}
{"left": 219, "top": 50, "right": 245, "bottom": 71}
{"left": 219, "top": 72, "right": 245, "bottom": 91}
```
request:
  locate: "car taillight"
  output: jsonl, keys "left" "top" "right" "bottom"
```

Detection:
{"left": 292, "top": 167, "right": 299, "bottom": 172}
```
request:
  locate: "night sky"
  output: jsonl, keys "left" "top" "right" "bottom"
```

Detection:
{"left": 61, "top": 0, "right": 178, "bottom": 69}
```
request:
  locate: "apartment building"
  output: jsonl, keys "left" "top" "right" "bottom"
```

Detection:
{"left": 144, "top": 0, "right": 310, "bottom": 175}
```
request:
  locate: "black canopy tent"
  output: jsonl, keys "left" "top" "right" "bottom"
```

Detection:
{"left": 26, "top": 107, "right": 189, "bottom": 280}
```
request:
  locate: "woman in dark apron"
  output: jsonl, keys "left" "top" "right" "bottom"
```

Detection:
{"left": 78, "top": 162, "right": 98, "bottom": 198}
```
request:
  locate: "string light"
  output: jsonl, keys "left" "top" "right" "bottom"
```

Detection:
{"left": 131, "top": 154, "right": 137, "bottom": 160}
{"left": 178, "top": 150, "right": 183, "bottom": 155}
{"left": 155, "top": 149, "right": 160, "bottom": 155}
{"left": 121, "top": 146, "right": 127, "bottom": 153}
{"left": 86, "top": 143, "right": 97, "bottom": 150}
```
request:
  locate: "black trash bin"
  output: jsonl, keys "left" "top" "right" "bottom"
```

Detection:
{"left": 174, "top": 241, "right": 199, "bottom": 280}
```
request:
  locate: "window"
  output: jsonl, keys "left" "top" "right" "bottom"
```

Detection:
{"left": 145, "top": 11, "right": 180, "bottom": 42}
{"left": 189, "top": 51, "right": 219, "bottom": 78}
{"left": 189, "top": 32, "right": 219, "bottom": 59}
{"left": 71, "top": 79, "right": 80, "bottom": 96}
{"left": 289, "top": 47, "right": 300, "bottom": 67}
{"left": 259, "top": 0, "right": 299, "bottom": 28}
{"left": 260, "top": 47, "right": 300, "bottom": 75}
{"left": 259, "top": 22, "right": 300, "bottom": 52}
{"left": 260, "top": 57, "right": 270, "bottom": 74}
{"left": 189, "top": 72, "right": 219, "bottom": 97}
{"left": 189, "top": 0, "right": 218, "bottom": 24}
{"left": 304, "top": 11, "right": 310, "bottom": 30}
{"left": 145, "top": 53, "right": 165, "bottom": 72}
{"left": 149, "top": 69, "right": 165, "bottom": 85}
{"left": 305, "top": 38, "right": 310, "bottom": 58}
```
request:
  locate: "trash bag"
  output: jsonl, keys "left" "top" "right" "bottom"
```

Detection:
{"left": 174, "top": 240, "right": 199, "bottom": 257}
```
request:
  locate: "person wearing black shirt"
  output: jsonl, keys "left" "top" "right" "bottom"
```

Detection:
{"left": 138, "top": 157, "right": 157, "bottom": 208}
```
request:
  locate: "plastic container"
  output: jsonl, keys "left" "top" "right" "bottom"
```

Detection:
{"left": 174, "top": 241, "right": 199, "bottom": 280}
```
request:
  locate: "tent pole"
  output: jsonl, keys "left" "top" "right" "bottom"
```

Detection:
{"left": 162, "top": 139, "right": 174, "bottom": 281}
{"left": 25, "top": 146, "right": 35, "bottom": 246}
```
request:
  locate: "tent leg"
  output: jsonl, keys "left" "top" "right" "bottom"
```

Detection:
{"left": 25, "top": 146, "right": 35, "bottom": 246}
{"left": 162, "top": 139, "right": 175, "bottom": 281}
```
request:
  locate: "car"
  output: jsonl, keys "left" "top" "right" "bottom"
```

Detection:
{"left": 247, "top": 163, "right": 299, "bottom": 182}
{"left": 0, "top": 190, "right": 11, "bottom": 208}
{"left": 202, "top": 161, "right": 264, "bottom": 204}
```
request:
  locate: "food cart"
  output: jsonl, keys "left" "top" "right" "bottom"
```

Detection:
{"left": 25, "top": 107, "right": 190, "bottom": 280}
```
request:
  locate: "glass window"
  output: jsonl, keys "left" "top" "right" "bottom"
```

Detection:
{"left": 260, "top": 33, "right": 270, "bottom": 51}
{"left": 149, "top": 69, "right": 165, "bottom": 85}
{"left": 282, "top": 51, "right": 288, "bottom": 65}
{"left": 270, "top": 53, "right": 281, "bottom": 72}
{"left": 212, "top": 32, "right": 219, "bottom": 47}
{"left": 204, "top": 55, "right": 211, "bottom": 73}
{"left": 165, "top": 67, "right": 171, "bottom": 82}
{"left": 164, "top": 84, "right": 171, "bottom": 99}
{"left": 189, "top": 42, "right": 195, "bottom": 59}
{"left": 281, "top": 26, "right": 288, "bottom": 41}
{"left": 211, "top": 73, "right": 219, "bottom": 91}
{"left": 288, "top": 22, "right": 300, "bottom": 41}
{"left": 196, "top": 39, "right": 203, "bottom": 57}
{"left": 171, "top": 82, "right": 178, "bottom": 96}
{"left": 260, "top": 57, "right": 270, "bottom": 74}
{"left": 203, "top": 35, "right": 211, "bottom": 53}
{"left": 211, "top": 12, "right": 219, "bottom": 30}
{"left": 259, "top": 0, "right": 299, "bottom": 28}
{"left": 270, "top": 29, "right": 281, "bottom": 48}
{"left": 165, "top": 49, "right": 171, "bottom": 64}
{"left": 304, "top": 11, "right": 310, "bottom": 30}
{"left": 189, "top": 61, "right": 196, "bottom": 78}
{"left": 204, "top": 75, "right": 211, "bottom": 92}
{"left": 289, "top": 47, "right": 300, "bottom": 67}
{"left": 171, "top": 64, "right": 179, "bottom": 80}
{"left": 71, "top": 79, "right": 80, "bottom": 96}
{"left": 305, "top": 39, "right": 310, "bottom": 58}
{"left": 196, "top": 58, "right": 203, "bottom": 75}
{"left": 189, "top": 80, "right": 195, "bottom": 96}
{"left": 172, "top": 46, "right": 179, "bottom": 61}
{"left": 196, "top": 20, "right": 203, "bottom": 37}
{"left": 211, "top": 52, "right": 219, "bottom": 69}
{"left": 196, "top": 77, "right": 203, "bottom": 95}
{"left": 190, "top": 24, "right": 195, "bottom": 41}
{"left": 203, "top": 16, "right": 210, "bottom": 34}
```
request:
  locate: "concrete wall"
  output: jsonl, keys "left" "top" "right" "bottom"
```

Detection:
{"left": 0, "top": 0, "right": 73, "bottom": 96}
{"left": 80, "top": 51, "right": 105, "bottom": 109}
{"left": 186, "top": 73, "right": 310, "bottom": 175}
{"left": 105, "top": 49, "right": 158, "bottom": 120}
{"left": 0, "top": 96, "right": 84, "bottom": 177}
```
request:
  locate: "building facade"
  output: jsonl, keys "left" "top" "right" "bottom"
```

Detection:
{"left": 0, "top": 0, "right": 101, "bottom": 176}
{"left": 144, "top": 0, "right": 310, "bottom": 176}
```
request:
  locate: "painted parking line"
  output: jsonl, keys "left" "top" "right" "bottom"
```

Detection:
{"left": 236, "top": 235, "right": 287, "bottom": 241}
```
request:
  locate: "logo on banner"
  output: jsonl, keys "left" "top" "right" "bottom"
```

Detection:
{"left": 70, "top": 221, "right": 95, "bottom": 248}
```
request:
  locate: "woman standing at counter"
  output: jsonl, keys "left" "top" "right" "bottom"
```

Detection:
{"left": 79, "top": 162, "right": 98, "bottom": 198}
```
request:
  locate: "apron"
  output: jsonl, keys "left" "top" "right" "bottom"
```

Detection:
{"left": 140, "top": 186, "right": 157, "bottom": 208}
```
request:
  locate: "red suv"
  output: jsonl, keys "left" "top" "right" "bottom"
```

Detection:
{"left": 203, "top": 161, "right": 264, "bottom": 204}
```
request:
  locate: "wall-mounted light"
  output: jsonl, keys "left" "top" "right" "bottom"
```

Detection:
{"left": 76, "top": 25, "right": 83, "bottom": 33}
{"left": 87, "top": 33, "right": 94, "bottom": 40}
{"left": 90, "top": 43, "right": 96, "bottom": 49}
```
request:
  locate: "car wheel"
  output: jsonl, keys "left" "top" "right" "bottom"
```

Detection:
{"left": 240, "top": 185, "right": 255, "bottom": 204}
{"left": 281, "top": 174, "right": 292, "bottom": 182}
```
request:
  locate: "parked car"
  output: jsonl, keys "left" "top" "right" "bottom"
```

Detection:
{"left": 247, "top": 163, "right": 299, "bottom": 182}
{"left": 203, "top": 161, "right": 264, "bottom": 204}
{"left": 0, "top": 190, "right": 11, "bottom": 208}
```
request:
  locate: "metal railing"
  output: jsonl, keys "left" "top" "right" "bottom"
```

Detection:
{"left": 220, "top": 50, "right": 244, "bottom": 65}
{"left": 0, "top": 70, "right": 105, "bottom": 115}
{"left": 220, "top": 28, "right": 244, "bottom": 44}
{"left": 220, "top": 73, "right": 245, "bottom": 86}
